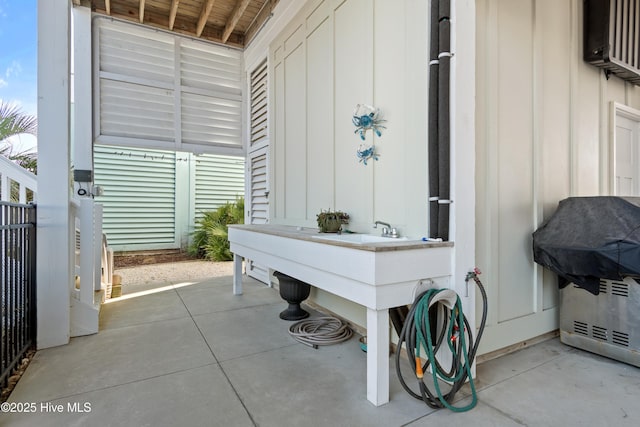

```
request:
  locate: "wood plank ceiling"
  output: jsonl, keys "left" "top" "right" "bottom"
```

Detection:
{"left": 76, "top": 0, "right": 280, "bottom": 48}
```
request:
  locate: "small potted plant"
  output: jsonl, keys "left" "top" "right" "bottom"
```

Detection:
{"left": 316, "top": 209, "right": 350, "bottom": 233}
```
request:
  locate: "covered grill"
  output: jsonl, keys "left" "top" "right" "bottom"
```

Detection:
{"left": 533, "top": 196, "right": 640, "bottom": 294}
{"left": 533, "top": 196, "right": 640, "bottom": 368}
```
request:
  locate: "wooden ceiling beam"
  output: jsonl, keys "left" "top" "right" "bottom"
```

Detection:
{"left": 105, "top": 0, "right": 111, "bottom": 15}
{"left": 196, "top": 0, "right": 217, "bottom": 37}
{"left": 245, "top": 0, "right": 279, "bottom": 46}
{"left": 222, "top": 0, "right": 252, "bottom": 44}
{"left": 169, "top": 0, "right": 181, "bottom": 30}
{"left": 139, "top": 0, "right": 146, "bottom": 23}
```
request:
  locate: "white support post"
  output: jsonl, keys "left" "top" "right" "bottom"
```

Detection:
{"left": 37, "top": 0, "right": 72, "bottom": 349}
{"left": 233, "top": 253, "right": 243, "bottom": 295}
{"left": 79, "top": 198, "right": 95, "bottom": 305}
{"left": 0, "top": 177, "right": 7, "bottom": 203}
{"left": 72, "top": 5, "right": 93, "bottom": 177}
{"left": 18, "top": 186, "right": 27, "bottom": 204}
{"left": 451, "top": 0, "right": 477, "bottom": 371}
{"left": 366, "top": 308, "right": 390, "bottom": 406}
{"left": 94, "top": 203, "right": 103, "bottom": 292}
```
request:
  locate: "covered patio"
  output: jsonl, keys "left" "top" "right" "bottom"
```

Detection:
{"left": 4, "top": 262, "right": 640, "bottom": 426}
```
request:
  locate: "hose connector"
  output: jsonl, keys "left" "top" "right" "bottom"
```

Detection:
{"left": 465, "top": 268, "right": 482, "bottom": 297}
{"left": 415, "top": 357, "right": 424, "bottom": 379}
{"left": 465, "top": 267, "right": 482, "bottom": 282}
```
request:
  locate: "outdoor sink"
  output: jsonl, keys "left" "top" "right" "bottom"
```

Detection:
{"left": 311, "top": 233, "right": 410, "bottom": 244}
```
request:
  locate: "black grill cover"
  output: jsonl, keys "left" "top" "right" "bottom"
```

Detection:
{"left": 532, "top": 197, "right": 640, "bottom": 295}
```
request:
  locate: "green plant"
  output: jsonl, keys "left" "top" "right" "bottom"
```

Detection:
{"left": 189, "top": 197, "right": 244, "bottom": 261}
{"left": 316, "top": 209, "right": 349, "bottom": 233}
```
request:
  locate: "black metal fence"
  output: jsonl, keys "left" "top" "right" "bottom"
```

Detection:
{"left": 1, "top": 202, "right": 36, "bottom": 390}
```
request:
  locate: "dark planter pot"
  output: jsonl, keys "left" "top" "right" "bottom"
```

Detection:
{"left": 273, "top": 271, "right": 311, "bottom": 320}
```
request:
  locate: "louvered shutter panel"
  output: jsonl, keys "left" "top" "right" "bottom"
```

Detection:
{"left": 249, "top": 151, "right": 268, "bottom": 224}
{"left": 180, "top": 39, "right": 243, "bottom": 150}
{"left": 96, "top": 18, "right": 243, "bottom": 154}
{"left": 250, "top": 59, "right": 268, "bottom": 149}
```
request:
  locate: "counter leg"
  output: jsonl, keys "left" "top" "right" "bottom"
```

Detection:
{"left": 233, "top": 253, "right": 243, "bottom": 295}
{"left": 366, "top": 308, "right": 390, "bottom": 406}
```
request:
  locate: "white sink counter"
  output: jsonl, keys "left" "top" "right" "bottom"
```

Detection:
{"left": 229, "top": 224, "right": 452, "bottom": 252}
{"left": 227, "top": 224, "right": 453, "bottom": 406}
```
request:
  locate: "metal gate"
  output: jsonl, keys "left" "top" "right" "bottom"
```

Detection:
{"left": 1, "top": 202, "right": 36, "bottom": 391}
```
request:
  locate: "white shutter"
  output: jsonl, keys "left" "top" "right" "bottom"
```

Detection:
{"left": 94, "top": 145, "right": 177, "bottom": 250}
{"left": 249, "top": 59, "right": 268, "bottom": 149}
{"left": 248, "top": 151, "right": 269, "bottom": 224}
{"left": 246, "top": 59, "right": 271, "bottom": 283}
{"left": 100, "top": 79, "right": 174, "bottom": 141}
{"left": 95, "top": 17, "right": 244, "bottom": 155}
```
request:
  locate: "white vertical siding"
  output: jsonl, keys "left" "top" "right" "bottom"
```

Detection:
{"left": 268, "top": 0, "right": 427, "bottom": 237}
{"left": 476, "top": 0, "right": 640, "bottom": 354}
{"left": 267, "top": 0, "right": 428, "bottom": 328}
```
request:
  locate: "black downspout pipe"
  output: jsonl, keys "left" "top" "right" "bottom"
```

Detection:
{"left": 428, "top": 0, "right": 440, "bottom": 239}
{"left": 437, "top": 0, "right": 451, "bottom": 241}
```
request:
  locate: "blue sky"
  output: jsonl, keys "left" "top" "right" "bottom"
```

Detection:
{"left": 0, "top": 0, "right": 37, "bottom": 151}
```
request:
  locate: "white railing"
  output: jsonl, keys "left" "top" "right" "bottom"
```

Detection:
{"left": 70, "top": 197, "right": 111, "bottom": 336}
{"left": 0, "top": 155, "right": 37, "bottom": 203}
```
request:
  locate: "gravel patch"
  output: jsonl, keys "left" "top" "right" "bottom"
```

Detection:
{"left": 114, "top": 260, "right": 234, "bottom": 289}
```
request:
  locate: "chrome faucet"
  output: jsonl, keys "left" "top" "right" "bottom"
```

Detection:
{"left": 373, "top": 221, "right": 399, "bottom": 238}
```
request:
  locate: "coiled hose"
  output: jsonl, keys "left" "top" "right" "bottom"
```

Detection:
{"left": 395, "top": 270, "right": 488, "bottom": 412}
{"left": 289, "top": 317, "right": 353, "bottom": 349}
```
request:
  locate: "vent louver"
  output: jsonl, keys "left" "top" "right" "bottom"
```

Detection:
{"left": 574, "top": 321, "right": 589, "bottom": 336}
{"left": 599, "top": 280, "right": 608, "bottom": 294}
{"left": 592, "top": 325, "right": 609, "bottom": 341}
{"left": 613, "top": 330, "right": 630, "bottom": 347}
{"left": 584, "top": 0, "right": 640, "bottom": 85}
{"left": 611, "top": 281, "right": 630, "bottom": 297}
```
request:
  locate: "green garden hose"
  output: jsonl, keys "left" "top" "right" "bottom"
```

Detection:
{"left": 395, "top": 269, "right": 488, "bottom": 412}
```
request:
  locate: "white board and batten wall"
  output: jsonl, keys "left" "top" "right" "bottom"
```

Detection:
{"left": 476, "top": 0, "right": 640, "bottom": 354}
{"left": 266, "top": 0, "right": 430, "bottom": 328}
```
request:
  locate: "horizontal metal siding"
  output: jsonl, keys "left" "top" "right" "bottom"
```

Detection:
{"left": 194, "top": 154, "right": 245, "bottom": 221}
{"left": 94, "top": 145, "right": 177, "bottom": 250}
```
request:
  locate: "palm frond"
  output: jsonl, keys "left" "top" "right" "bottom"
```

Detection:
{"left": 0, "top": 101, "right": 37, "bottom": 142}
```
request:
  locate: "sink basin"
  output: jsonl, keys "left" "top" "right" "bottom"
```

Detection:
{"left": 311, "top": 234, "right": 410, "bottom": 244}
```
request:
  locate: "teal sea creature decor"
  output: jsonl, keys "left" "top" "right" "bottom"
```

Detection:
{"left": 356, "top": 144, "right": 379, "bottom": 165}
{"left": 352, "top": 104, "right": 386, "bottom": 141}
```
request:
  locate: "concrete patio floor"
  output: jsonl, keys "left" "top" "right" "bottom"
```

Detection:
{"left": 4, "top": 266, "right": 640, "bottom": 426}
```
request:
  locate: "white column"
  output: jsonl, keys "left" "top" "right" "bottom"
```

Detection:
{"left": 37, "top": 0, "right": 72, "bottom": 349}
{"left": 233, "top": 253, "right": 243, "bottom": 295}
{"left": 72, "top": 5, "right": 93, "bottom": 175}
{"left": 366, "top": 307, "right": 389, "bottom": 406}
{"left": 450, "top": 0, "right": 477, "bottom": 360}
